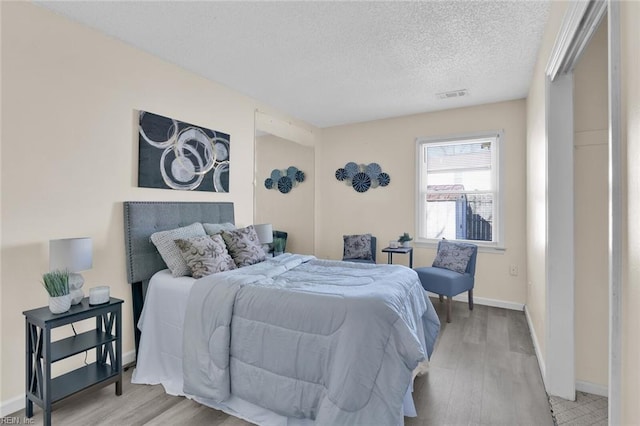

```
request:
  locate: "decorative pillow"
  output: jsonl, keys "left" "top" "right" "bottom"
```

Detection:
{"left": 175, "top": 234, "right": 236, "bottom": 278}
{"left": 343, "top": 234, "right": 373, "bottom": 260}
{"left": 432, "top": 240, "right": 475, "bottom": 274}
{"left": 221, "top": 225, "right": 266, "bottom": 267}
{"left": 150, "top": 222, "right": 207, "bottom": 277}
{"left": 203, "top": 222, "right": 236, "bottom": 236}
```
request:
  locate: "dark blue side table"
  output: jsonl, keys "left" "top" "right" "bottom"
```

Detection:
{"left": 381, "top": 246, "right": 414, "bottom": 268}
{"left": 23, "top": 297, "right": 123, "bottom": 426}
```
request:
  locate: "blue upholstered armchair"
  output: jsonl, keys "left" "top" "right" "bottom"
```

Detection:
{"left": 342, "top": 234, "right": 377, "bottom": 264}
{"left": 415, "top": 240, "right": 478, "bottom": 323}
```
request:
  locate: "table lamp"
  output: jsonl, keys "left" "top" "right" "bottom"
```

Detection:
{"left": 253, "top": 224, "right": 273, "bottom": 255}
{"left": 49, "top": 237, "right": 92, "bottom": 304}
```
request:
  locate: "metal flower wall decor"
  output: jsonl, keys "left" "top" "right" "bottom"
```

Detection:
{"left": 335, "top": 162, "right": 390, "bottom": 193}
{"left": 264, "top": 166, "right": 305, "bottom": 194}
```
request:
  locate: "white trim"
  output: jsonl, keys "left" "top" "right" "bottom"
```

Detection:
{"left": 544, "top": 0, "right": 618, "bottom": 412}
{"left": 525, "top": 305, "right": 546, "bottom": 381}
{"left": 427, "top": 292, "right": 524, "bottom": 311}
{"left": 547, "top": 0, "right": 607, "bottom": 80}
{"left": 544, "top": 73, "right": 576, "bottom": 400}
{"left": 123, "top": 349, "right": 136, "bottom": 367}
{"left": 0, "top": 350, "right": 137, "bottom": 417}
{"left": 576, "top": 380, "right": 609, "bottom": 398}
{"left": 414, "top": 130, "right": 504, "bottom": 248}
{"left": 607, "top": 0, "right": 622, "bottom": 423}
{"left": 0, "top": 394, "right": 24, "bottom": 418}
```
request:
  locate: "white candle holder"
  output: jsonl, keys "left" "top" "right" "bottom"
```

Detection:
{"left": 89, "top": 286, "right": 110, "bottom": 305}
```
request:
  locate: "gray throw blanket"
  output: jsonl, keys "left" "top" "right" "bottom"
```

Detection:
{"left": 183, "top": 254, "right": 439, "bottom": 425}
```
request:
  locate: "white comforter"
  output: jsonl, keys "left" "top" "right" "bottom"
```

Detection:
{"left": 182, "top": 254, "right": 439, "bottom": 425}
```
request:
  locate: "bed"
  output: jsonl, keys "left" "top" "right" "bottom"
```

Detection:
{"left": 123, "top": 201, "right": 440, "bottom": 425}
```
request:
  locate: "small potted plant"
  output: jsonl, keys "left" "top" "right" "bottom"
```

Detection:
{"left": 42, "top": 269, "right": 71, "bottom": 314}
{"left": 398, "top": 232, "right": 413, "bottom": 248}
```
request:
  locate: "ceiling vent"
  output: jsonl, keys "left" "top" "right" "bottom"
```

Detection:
{"left": 436, "top": 89, "right": 468, "bottom": 100}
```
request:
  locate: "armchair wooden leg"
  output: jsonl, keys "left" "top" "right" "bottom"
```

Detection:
{"left": 439, "top": 294, "right": 444, "bottom": 303}
{"left": 468, "top": 289, "right": 474, "bottom": 310}
{"left": 446, "top": 296, "right": 451, "bottom": 323}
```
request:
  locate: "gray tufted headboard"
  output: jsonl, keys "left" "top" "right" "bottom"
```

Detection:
{"left": 123, "top": 201, "right": 235, "bottom": 355}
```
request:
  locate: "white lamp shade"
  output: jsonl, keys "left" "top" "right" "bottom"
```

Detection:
{"left": 254, "top": 224, "right": 273, "bottom": 244}
{"left": 49, "top": 237, "right": 93, "bottom": 272}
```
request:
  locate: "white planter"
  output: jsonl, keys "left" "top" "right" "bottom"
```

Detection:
{"left": 402, "top": 241, "right": 411, "bottom": 248}
{"left": 49, "top": 294, "right": 71, "bottom": 314}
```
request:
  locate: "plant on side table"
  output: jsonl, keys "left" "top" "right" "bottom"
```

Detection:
{"left": 398, "top": 232, "right": 413, "bottom": 248}
{"left": 42, "top": 269, "right": 71, "bottom": 314}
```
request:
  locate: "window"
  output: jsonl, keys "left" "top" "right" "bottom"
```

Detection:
{"left": 416, "top": 131, "right": 502, "bottom": 247}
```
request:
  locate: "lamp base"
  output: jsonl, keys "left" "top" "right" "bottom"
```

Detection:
{"left": 68, "top": 272, "right": 84, "bottom": 290}
{"left": 70, "top": 288, "right": 84, "bottom": 305}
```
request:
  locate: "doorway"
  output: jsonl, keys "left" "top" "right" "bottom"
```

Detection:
{"left": 544, "top": 0, "right": 621, "bottom": 423}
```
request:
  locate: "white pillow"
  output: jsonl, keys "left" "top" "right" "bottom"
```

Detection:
{"left": 150, "top": 222, "right": 206, "bottom": 277}
{"left": 203, "top": 222, "right": 236, "bottom": 236}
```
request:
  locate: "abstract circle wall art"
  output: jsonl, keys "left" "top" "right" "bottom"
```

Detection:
{"left": 138, "top": 111, "right": 230, "bottom": 192}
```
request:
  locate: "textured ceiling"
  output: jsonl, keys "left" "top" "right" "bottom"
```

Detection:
{"left": 35, "top": 1, "right": 550, "bottom": 128}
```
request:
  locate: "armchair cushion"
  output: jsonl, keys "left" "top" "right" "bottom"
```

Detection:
{"left": 415, "top": 266, "right": 474, "bottom": 297}
{"left": 432, "top": 240, "right": 475, "bottom": 274}
{"left": 343, "top": 234, "right": 373, "bottom": 261}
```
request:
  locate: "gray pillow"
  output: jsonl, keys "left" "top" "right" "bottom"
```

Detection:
{"left": 175, "top": 234, "right": 236, "bottom": 278}
{"left": 203, "top": 222, "right": 236, "bottom": 236}
{"left": 343, "top": 234, "right": 373, "bottom": 260}
{"left": 221, "top": 225, "right": 266, "bottom": 267}
{"left": 150, "top": 222, "right": 206, "bottom": 277}
{"left": 432, "top": 240, "right": 475, "bottom": 274}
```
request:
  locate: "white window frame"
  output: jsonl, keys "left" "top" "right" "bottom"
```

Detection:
{"left": 415, "top": 130, "right": 504, "bottom": 250}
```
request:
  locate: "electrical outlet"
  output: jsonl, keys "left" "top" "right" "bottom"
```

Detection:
{"left": 509, "top": 264, "right": 518, "bottom": 276}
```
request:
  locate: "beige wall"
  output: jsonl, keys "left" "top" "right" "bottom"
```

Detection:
{"left": 525, "top": 0, "right": 570, "bottom": 368}
{"left": 621, "top": 1, "right": 640, "bottom": 423}
{"left": 317, "top": 100, "right": 528, "bottom": 304}
{"left": 0, "top": 0, "right": 4, "bottom": 393}
{"left": 573, "top": 19, "right": 609, "bottom": 389}
{"left": 255, "top": 134, "right": 315, "bottom": 254}
{"left": 0, "top": 2, "right": 312, "bottom": 407}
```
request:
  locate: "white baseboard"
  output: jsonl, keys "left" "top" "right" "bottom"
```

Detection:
{"left": 427, "top": 292, "right": 525, "bottom": 311}
{"left": 524, "top": 305, "right": 546, "bottom": 381}
{"left": 522, "top": 307, "right": 608, "bottom": 399}
{"left": 576, "top": 380, "right": 608, "bottom": 397}
{"left": 0, "top": 394, "right": 24, "bottom": 418}
{"left": 0, "top": 349, "right": 136, "bottom": 417}
{"left": 123, "top": 349, "right": 136, "bottom": 367}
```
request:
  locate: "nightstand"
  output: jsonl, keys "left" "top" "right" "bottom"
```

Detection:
{"left": 381, "top": 246, "right": 414, "bottom": 268}
{"left": 23, "top": 297, "right": 123, "bottom": 426}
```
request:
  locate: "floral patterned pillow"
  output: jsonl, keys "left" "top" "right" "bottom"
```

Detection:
{"left": 432, "top": 240, "right": 475, "bottom": 274}
{"left": 343, "top": 234, "right": 373, "bottom": 260}
{"left": 221, "top": 225, "right": 266, "bottom": 267}
{"left": 175, "top": 234, "right": 236, "bottom": 278}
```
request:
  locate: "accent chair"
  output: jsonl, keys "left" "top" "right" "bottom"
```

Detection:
{"left": 342, "top": 234, "right": 377, "bottom": 264}
{"left": 414, "top": 240, "right": 478, "bottom": 323}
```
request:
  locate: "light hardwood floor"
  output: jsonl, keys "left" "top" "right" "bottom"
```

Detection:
{"left": 13, "top": 298, "right": 553, "bottom": 425}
